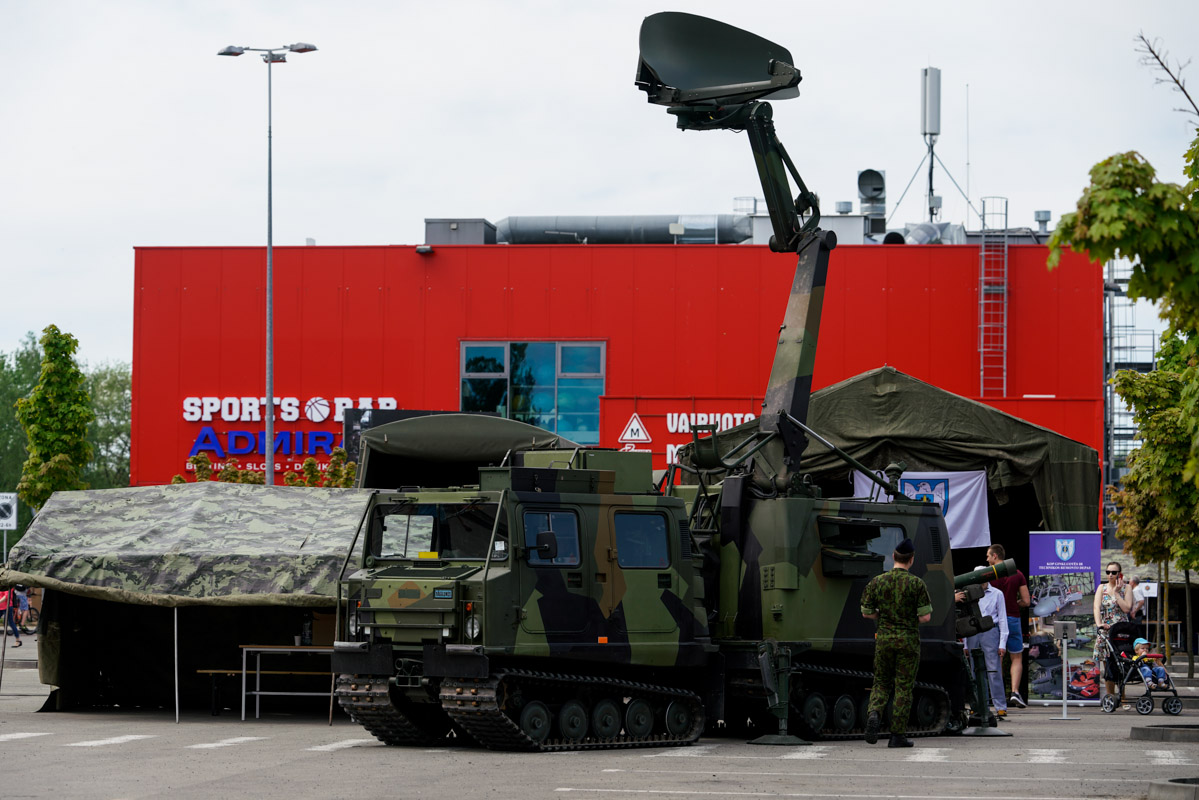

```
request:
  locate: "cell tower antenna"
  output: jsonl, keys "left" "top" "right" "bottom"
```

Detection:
{"left": 921, "top": 67, "right": 941, "bottom": 223}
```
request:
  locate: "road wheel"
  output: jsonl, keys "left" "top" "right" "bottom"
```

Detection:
{"left": 592, "top": 699, "right": 622, "bottom": 740}
{"left": 558, "top": 700, "right": 589, "bottom": 742}
{"left": 625, "top": 698, "right": 654, "bottom": 738}
{"left": 796, "top": 692, "right": 827, "bottom": 740}
{"left": 519, "top": 701, "right": 552, "bottom": 744}
{"left": 831, "top": 695, "right": 856, "bottom": 733}
{"left": 913, "top": 694, "right": 940, "bottom": 729}
{"left": 664, "top": 700, "right": 694, "bottom": 737}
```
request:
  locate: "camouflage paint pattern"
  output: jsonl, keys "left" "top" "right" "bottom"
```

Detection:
{"left": 0, "top": 483, "right": 372, "bottom": 606}
{"left": 346, "top": 473, "right": 712, "bottom": 674}
{"left": 758, "top": 230, "right": 833, "bottom": 442}
{"left": 868, "top": 639, "right": 921, "bottom": 735}
{"left": 712, "top": 489, "right": 957, "bottom": 661}
{"left": 862, "top": 562, "right": 933, "bottom": 735}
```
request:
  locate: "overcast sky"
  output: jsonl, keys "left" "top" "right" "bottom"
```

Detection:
{"left": 2, "top": 1, "right": 1196, "bottom": 367}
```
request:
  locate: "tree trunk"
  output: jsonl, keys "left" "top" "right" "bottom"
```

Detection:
{"left": 1186, "top": 569, "right": 1194, "bottom": 679}
{"left": 1165, "top": 562, "right": 1172, "bottom": 664}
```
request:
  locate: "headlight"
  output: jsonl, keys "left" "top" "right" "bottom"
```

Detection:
{"left": 465, "top": 614, "right": 482, "bottom": 640}
{"left": 347, "top": 612, "right": 359, "bottom": 636}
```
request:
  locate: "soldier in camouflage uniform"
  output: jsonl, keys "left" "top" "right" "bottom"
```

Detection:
{"left": 860, "top": 538, "right": 933, "bottom": 748}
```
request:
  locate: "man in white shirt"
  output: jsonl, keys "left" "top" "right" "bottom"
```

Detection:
{"left": 959, "top": 568, "right": 1010, "bottom": 717}
{"left": 1130, "top": 577, "right": 1146, "bottom": 622}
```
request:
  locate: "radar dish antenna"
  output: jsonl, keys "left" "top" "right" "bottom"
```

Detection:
{"left": 636, "top": 12, "right": 817, "bottom": 252}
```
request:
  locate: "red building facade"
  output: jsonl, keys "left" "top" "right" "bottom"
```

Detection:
{"left": 131, "top": 243, "right": 1102, "bottom": 486}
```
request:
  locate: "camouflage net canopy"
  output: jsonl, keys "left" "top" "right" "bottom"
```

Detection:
{"left": 358, "top": 413, "right": 580, "bottom": 489}
{"left": 0, "top": 483, "right": 373, "bottom": 607}
{"left": 680, "top": 366, "right": 1100, "bottom": 531}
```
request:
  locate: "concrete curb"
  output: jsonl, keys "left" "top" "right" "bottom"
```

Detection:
{"left": 1131, "top": 725, "right": 1199, "bottom": 742}
{"left": 1149, "top": 778, "right": 1199, "bottom": 800}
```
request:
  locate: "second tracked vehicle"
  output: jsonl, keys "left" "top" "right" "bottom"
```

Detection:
{"left": 331, "top": 12, "right": 974, "bottom": 750}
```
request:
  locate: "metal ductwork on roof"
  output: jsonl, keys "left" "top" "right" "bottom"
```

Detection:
{"left": 495, "top": 215, "right": 753, "bottom": 245}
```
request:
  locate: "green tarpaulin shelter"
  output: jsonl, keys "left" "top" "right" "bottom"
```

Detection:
{"left": 358, "top": 413, "right": 579, "bottom": 488}
{"left": 0, "top": 483, "right": 373, "bottom": 712}
{"left": 685, "top": 367, "right": 1100, "bottom": 532}
{"left": 800, "top": 367, "right": 1100, "bottom": 531}
{"left": 1, "top": 483, "right": 373, "bottom": 606}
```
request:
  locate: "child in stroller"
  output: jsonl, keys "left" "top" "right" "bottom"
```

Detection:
{"left": 1133, "top": 638, "right": 1171, "bottom": 689}
{"left": 1100, "top": 621, "right": 1183, "bottom": 715}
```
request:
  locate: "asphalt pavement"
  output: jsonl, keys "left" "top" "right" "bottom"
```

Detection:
{"left": 7, "top": 635, "right": 1199, "bottom": 799}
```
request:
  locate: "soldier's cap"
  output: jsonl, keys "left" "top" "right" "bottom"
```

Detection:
{"left": 895, "top": 538, "right": 915, "bottom": 555}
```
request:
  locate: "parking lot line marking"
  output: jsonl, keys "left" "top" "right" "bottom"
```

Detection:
{"left": 0, "top": 732, "right": 52, "bottom": 742}
{"left": 1147, "top": 750, "right": 1190, "bottom": 765}
{"left": 186, "top": 736, "right": 268, "bottom": 749}
{"left": 306, "top": 738, "right": 378, "bottom": 752}
{"left": 643, "top": 745, "right": 718, "bottom": 758}
{"left": 619, "top": 767, "right": 1146, "bottom": 784}
{"left": 904, "top": 748, "right": 949, "bottom": 762}
{"left": 781, "top": 746, "right": 831, "bottom": 759}
{"left": 1027, "top": 749, "right": 1068, "bottom": 763}
{"left": 65, "top": 735, "right": 156, "bottom": 747}
{"left": 554, "top": 789, "right": 1097, "bottom": 799}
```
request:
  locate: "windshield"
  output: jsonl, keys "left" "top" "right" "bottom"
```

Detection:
{"left": 371, "top": 501, "right": 507, "bottom": 560}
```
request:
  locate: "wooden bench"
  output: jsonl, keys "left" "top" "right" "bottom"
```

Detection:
{"left": 196, "top": 669, "right": 331, "bottom": 716}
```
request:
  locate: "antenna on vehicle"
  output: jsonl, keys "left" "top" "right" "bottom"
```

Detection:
{"left": 636, "top": 12, "right": 818, "bottom": 253}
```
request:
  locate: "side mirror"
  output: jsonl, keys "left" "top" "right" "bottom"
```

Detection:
{"left": 533, "top": 531, "right": 559, "bottom": 561}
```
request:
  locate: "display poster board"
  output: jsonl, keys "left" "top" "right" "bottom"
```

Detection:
{"left": 1027, "top": 532, "right": 1103, "bottom": 705}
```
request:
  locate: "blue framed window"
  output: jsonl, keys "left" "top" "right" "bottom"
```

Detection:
{"left": 461, "top": 341, "right": 605, "bottom": 444}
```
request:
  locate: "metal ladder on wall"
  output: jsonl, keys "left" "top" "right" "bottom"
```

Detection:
{"left": 978, "top": 197, "right": 1009, "bottom": 397}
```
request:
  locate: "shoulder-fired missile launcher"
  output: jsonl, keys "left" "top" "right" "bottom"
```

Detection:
{"left": 331, "top": 12, "right": 973, "bottom": 751}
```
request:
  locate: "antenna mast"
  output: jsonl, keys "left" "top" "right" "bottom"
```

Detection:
{"left": 921, "top": 67, "right": 941, "bottom": 223}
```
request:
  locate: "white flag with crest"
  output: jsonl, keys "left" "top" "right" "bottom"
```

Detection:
{"left": 852, "top": 469, "right": 990, "bottom": 549}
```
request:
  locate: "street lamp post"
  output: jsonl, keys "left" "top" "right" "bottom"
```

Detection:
{"left": 218, "top": 42, "right": 317, "bottom": 485}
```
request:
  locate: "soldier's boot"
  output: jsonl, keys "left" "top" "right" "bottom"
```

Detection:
{"left": 864, "top": 712, "right": 880, "bottom": 745}
{"left": 887, "top": 734, "right": 913, "bottom": 748}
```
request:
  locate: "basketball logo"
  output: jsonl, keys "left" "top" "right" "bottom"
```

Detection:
{"left": 305, "top": 396, "right": 330, "bottom": 422}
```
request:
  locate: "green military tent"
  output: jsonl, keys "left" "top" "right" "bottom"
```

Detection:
{"left": 0, "top": 483, "right": 373, "bottom": 712}
{"left": 677, "top": 366, "right": 1100, "bottom": 574}
{"left": 799, "top": 367, "right": 1100, "bottom": 533}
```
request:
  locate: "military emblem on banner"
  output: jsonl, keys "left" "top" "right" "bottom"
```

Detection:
{"left": 900, "top": 478, "right": 949, "bottom": 514}
{"left": 1055, "top": 538, "right": 1076, "bottom": 561}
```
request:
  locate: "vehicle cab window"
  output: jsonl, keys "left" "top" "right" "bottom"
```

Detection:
{"left": 370, "top": 501, "right": 507, "bottom": 560}
{"left": 614, "top": 512, "right": 670, "bottom": 568}
{"left": 523, "top": 510, "right": 580, "bottom": 566}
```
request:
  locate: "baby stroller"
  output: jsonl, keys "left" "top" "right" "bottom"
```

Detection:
{"left": 1099, "top": 621, "right": 1183, "bottom": 715}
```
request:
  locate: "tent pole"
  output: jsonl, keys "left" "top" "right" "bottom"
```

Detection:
{"left": 174, "top": 607, "right": 180, "bottom": 724}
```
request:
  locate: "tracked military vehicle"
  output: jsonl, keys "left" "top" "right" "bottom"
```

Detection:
{"left": 332, "top": 12, "right": 968, "bottom": 750}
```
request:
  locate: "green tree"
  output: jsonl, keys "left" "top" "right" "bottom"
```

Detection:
{"left": 82, "top": 361, "right": 131, "bottom": 490}
{"left": 15, "top": 325, "right": 95, "bottom": 510}
{"left": 282, "top": 448, "right": 357, "bottom": 488}
{"left": 1048, "top": 34, "right": 1199, "bottom": 483}
{"left": 0, "top": 333, "right": 42, "bottom": 552}
{"left": 1110, "top": 334, "right": 1199, "bottom": 565}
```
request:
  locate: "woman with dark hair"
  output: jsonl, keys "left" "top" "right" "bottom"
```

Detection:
{"left": 1094, "top": 561, "right": 1134, "bottom": 699}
